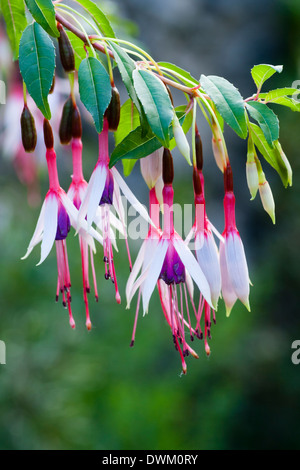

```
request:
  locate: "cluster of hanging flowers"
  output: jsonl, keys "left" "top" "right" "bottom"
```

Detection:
{"left": 14, "top": 11, "right": 293, "bottom": 373}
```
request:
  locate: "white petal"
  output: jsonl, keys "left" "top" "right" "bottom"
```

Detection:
{"left": 225, "top": 232, "right": 250, "bottom": 308}
{"left": 173, "top": 237, "right": 212, "bottom": 308}
{"left": 87, "top": 165, "right": 107, "bottom": 227}
{"left": 111, "top": 167, "right": 155, "bottom": 228}
{"left": 126, "top": 240, "right": 147, "bottom": 305}
{"left": 78, "top": 164, "right": 106, "bottom": 228}
{"left": 112, "top": 181, "right": 126, "bottom": 225}
{"left": 142, "top": 239, "right": 168, "bottom": 314}
{"left": 21, "top": 200, "right": 46, "bottom": 260}
{"left": 219, "top": 240, "right": 237, "bottom": 316}
{"left": 60, "top": 191, "right": 79, "bottom": 228}
{"left": 38, "top": 194, "right": 58, "bottom": 265}
{"left": 196, "top": 231, "right": 221, "bottom": 309}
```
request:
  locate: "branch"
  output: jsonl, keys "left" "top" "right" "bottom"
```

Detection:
{"left": 55, "top": 11, "right": 114, "bottom": 58}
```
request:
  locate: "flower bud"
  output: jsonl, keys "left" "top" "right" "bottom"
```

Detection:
{"left": 172, "top": 113, "right": 191, "bottom": 165}
{"left": 212, "top": 123, "right": 226, "bottom": 172}
{"left": 246, "top": 138, "right": 259, "bottom": 200}
{"left": 59, "top": 96, "right": 74, "bottom": 145}
{"left": 259, "top": 179, "right": 276, "bottom": 224}
{"left": 20, "top": 104, "right": 37, "bottom": 153}
{"left": 43, "top": 119, "right": 54, "bottom": 149}
{"left": 275, "top": 141, "right": 293, "bottom": 187}
{"left": 105, "top": 86, "right": 121, "bottom": 131}
{"left": 57, "top": 23, "right": 75, "bottom": 73}
{"left": 246, "top": 161, "right": 259, "bottom": 200}
{"left": 140, "top": 148, "right": 163, "bottom": 189}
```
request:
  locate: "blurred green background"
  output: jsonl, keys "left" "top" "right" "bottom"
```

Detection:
{"left": 0, "top": 0, "right": 300, "bottom": 450}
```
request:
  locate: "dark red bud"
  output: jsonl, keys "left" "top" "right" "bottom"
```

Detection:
{"left": 20, "top": 105, "right": 37, "bottom": 153}
{"left": 72, "top": 105, "right": 82, "bottom": 138}
{"left": 105, "top": 86, "right": 121, "bottom": 131}
{"left": 57, "top": 23, "right": 75, "bottom": 73}
{"left": 163, "top": 148, "right": 174, "bottom": 185}
{"left": 224, "top": 163, "right": 233, "bottom": 192}
{"left": 49, "top": 74, "right": 55, "bottom": 94}
{"left": 59, "top": 96, "right": 74, "bottom": 145}
{"left": 195, "top": 130, "right": 203, "bottom": 171}
{"left": 43, "top": 119, "right": 54, "bottom": 149}
{"left": 193, "top": 167, "right": 202, "bottom": 196}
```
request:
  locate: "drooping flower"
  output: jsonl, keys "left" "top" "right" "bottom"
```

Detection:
{"left": 22, "top": 119, "right": 102, "bottom": 328}
{"left": 220, "top": 164, "right": 251, "bottom": 316}
{"left": 66, "top": 106, "right": 100, "bottom": 330}
{"left": 127, "top": 148, "right": 212, "bottom": 373}
{"left": 78, "top": 117, "right": 152, "bottom": 303}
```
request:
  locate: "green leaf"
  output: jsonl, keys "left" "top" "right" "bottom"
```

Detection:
{"left": 25, "top": 0, "right": 59, "bottom": 37}
{"left": 78, "top": 57, "right": 112, "bottom": 133}
{"left": 19, "top": 23, "right": 55, "bottom": 119}
{"left": 246, "top": 101, "right": 279, "bottom": 146}
{"left": 158, "top": 61, "right": 198, "bottom": 87}
{"left": 200, "top": 74, "right": 248, "bottom": 139}
{"left": 133, "top": 69, "right": 174, "bottom": 147}
{"left": 265, "top": 96, "right": 300, "bottom": 112}
{"left": 66, "top": 31, "right": 86, "bottom": 70}
{"left": 108, "top": 42, "right": 138, "bottom": 108}
{"left": 251, "top": 64, "right": 283, "bottom": 91}
{"left": 249, "top": 122, "right": 289, "bottom": 186}
{"left": 75, "top": 0, "right": 115, "bottom": 38}
{"left": 115, "top": 99, "right": 140, "bottom": 146}
{"left": 115, "top": 99, "right": 140, "bottom": 176}
{"left": 259, "top": 87, "right": 299, "bottom": 101}
{"left": 109, "top": 109, "right": 187, "bottom": 168}
{"left": 0, "top": 0, "right": 27, "bottom": 60}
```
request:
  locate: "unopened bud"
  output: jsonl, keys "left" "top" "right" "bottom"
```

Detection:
{"left": 20, "top": 105, "right": 37, "bottom": 152}
{"left": 162, "top": 148, "right": 174, "bottom": 185}
{"left": 259, "top": 179, "right": 276, "bottom": 224}
{"left": 57, "top": 23, "right": 75, "bottom": 73}
{"left": 140, "top": 148, "right": 163, "bottom": 189}
{"left": 275, "top": 141, "right": 293, "bottom": 187}
{"left": 43, "top": 119, "right": 54, "bottom": 149}
{"left": 172, "top": 113, "right": 191, "bottom": 165}
{"left": 212, "top": 123, "right": 226, "bottom": 172}
{"left": 72, "top": 105, "right": 82, "bottom": 139}
{"left": 105, "top": 86, "right": 120, "bottom": 131}
{"left": 59, "top": 96, "right": 74, "bottom": 145}
{"left": 246, "top": 161, "right": 259, "bottom": 200}
{"left": 246, "top": 139, "right": 259, "bottom": 200}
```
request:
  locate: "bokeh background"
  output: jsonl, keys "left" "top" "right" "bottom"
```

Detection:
{"left": 0, "top": 0, "right": 300, "bottom": 450}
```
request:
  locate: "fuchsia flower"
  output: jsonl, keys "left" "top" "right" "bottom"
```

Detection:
{"left": 220, "top": 164, "right": 251, "bottom": 316}
{"left": 126, "top": 149, "right": 212, "bottom": 373}
{"left": 78, "top": 117, "right": 151, "bottom": 304}
{"left": 22, "top": 120, "right": 102, "bottom": 328}
{"left": 67, "top": 116, "right": 99, "bottom": 330}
